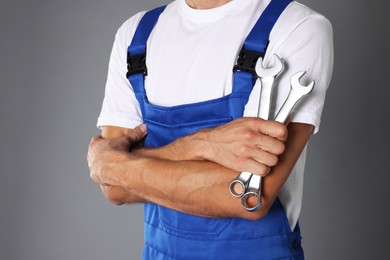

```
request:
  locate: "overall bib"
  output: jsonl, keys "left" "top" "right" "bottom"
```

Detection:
{"left": 126, "top": 0, "right": 304, "bottom": 259}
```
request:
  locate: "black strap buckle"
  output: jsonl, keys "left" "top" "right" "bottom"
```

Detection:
{"left": 233, "top": 48, "right": 264, "bottom": 75}
{"left": 126, "top": 52, "right": 147, "bottom": 78}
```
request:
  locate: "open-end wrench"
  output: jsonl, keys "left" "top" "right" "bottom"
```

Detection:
{"left": 240, "top": 70, "right": 315, "bottom": 212}
{"left": 256, "top": 55, "right": 284, "bottom": 120}
{"left": 229, "top": 54, "right": 284, "bottom": 199}
{"left": 274, "top": 71, "right": 314, "bottom": 123}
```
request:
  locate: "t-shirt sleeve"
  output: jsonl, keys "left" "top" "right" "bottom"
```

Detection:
{"left": 278, "top": 15, "right": 333, "bottom": 133}
{"left": 97, "top": 12, "right": 146, "bottom": 130}
{"left": 271, "top": 13, "right": 334, "bottom": 134}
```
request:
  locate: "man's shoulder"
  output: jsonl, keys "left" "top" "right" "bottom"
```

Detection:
{"left": 270, "top": 1, "right": 332, "bottom": 46}
{"left": 115, "top": 11, "right": 147, "bottom": 45}
{"left": 284, "top": 2, "right": 332, "bottom": 29}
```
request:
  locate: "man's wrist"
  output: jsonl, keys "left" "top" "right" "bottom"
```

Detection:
{"left": 100, "top": 150, "right": 136, "bottom": 187}
{"left": 127, "top": 130, "right": 212, "bottom": 162}
{"left": 175, "top": 130, "right": 212, "bottom": 161}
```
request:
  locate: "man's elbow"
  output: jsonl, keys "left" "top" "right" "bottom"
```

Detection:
{"left": 105, "top": 192, "right": 127, "bottom": 206}
{"left": 236, "top": 202, "right": 272, "bottom": 221}
{"left": 108, "top": 197, "right": 126, "bottom": 206}
{"left": 100, "top": 186, "right": 127, "bottom": 206}
{"left": 239, "top": 209, "right": 267, "bottom": 221}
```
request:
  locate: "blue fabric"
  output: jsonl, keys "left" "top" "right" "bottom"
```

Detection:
{"left": 231, "top": 0, "right": 291, "bottom": 96}
{"left": 127, "top": 1, "right": 304, "bottom": 259}
{"left": 128, "top": 5, "right": 167, "bottom": 56}
{"left": 244, "top": 0, "right": 292, "bottom": 53}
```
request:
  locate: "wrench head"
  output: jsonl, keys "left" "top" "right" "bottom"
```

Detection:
{"left": 255, "top": 54, "right": 284, "bottom": 78}
{"left": 290, "top": 71, "right": 315, "bottom": 95}
{"left": 241, "top": 192, "right": 262, "bottom": 212}
{"left": 229, "top": 180, "right": 245, "bottom": 197}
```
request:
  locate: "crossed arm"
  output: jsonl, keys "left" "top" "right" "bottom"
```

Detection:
{"left": 87, "top": 118, "right": 313, "bottom": 220}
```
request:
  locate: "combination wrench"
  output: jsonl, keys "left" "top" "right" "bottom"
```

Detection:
{"left": 240, "top": 70, "right": 315, "bottom": 212}
{"left": 273, "top": 71, "right": 314, "bottom": 123}
{"left": 229, "top": 54, "right": 284, "bottom": 199}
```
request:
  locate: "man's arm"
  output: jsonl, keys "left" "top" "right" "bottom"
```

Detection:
{"left": 88, "top": 120, "right": 313, "bottom": 220}
{"left": 138, "top": 117, "right": 287, "bottom": 176}
{"left": 98, "top": 125, "right": 147, "bottom": 205}
{"left": 96, "top": 117, "right": 286, "bottom": 205}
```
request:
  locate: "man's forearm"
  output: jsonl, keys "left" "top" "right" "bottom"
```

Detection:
{"left": 95, "top": 118, "right": 288, "bottom": 206}
{"left": 137, "top": 118, "right": 287, "bottom": 176}
{"left": 97, "top": 123, "right": 313, "bottom": 219}
{"left": 100, "top": 185, "right": 147, "bottom": 205}
{"left": 105, "top": 152, "right": 256, "bottom": 219}
{"left": 99, "top": 134, "right": 206, "bottom": 206}
{"left": 97, "top": 125, "right": 148, "bottom": 204}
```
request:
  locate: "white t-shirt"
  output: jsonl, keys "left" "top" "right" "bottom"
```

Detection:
{"left": 97, "top": 0, "right": 334, "bottom": 230}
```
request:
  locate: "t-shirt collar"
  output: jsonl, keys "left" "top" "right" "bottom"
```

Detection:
{"left": 178, "top": 0, "right": 256, "bottom": 23}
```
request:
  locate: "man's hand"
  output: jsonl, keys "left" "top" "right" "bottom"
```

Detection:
{"left": 87, "top": 124, "right": 147, "bottom": 187}
{"left": 163, "top": 117, "right": 288, "bottom": 176}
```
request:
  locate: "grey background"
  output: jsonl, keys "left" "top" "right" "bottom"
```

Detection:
{"left": 1, "top": 0, "right": 389, "bottom": 259}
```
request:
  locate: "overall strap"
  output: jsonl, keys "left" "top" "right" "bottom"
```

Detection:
{"left": 126, "top": 6, "right": 166, "bottom": 113}
{"left": 232, "top": 0, "right": 292, "bottom": 93}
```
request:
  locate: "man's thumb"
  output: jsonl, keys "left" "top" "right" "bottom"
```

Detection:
{"left": 127, "top": 124, "right": 147, "bottom": 142}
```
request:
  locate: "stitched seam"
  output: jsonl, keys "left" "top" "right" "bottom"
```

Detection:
{"left": 144, "top": 220, "right": 299, "bottom": 241}
{"left": 144, "top": 117, "right": 232, "bottom": 128}
{"left": 144, "top": 95, "right": 249, "bottom": 111}
{"left": 144, "top": 243, "right": 177, "bottom": 260}
{"left": 144, "top": 219, "right": 230, "bottom": 239}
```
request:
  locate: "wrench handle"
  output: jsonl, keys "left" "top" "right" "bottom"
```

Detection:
{"left": 241, "top": 174, "right": 262, "bottom": 212}
{"left": 274, "top": 91, "right": 303, "bottom": 123}
{"left": 258, "top": 77, "right": 275, "bottom": 120}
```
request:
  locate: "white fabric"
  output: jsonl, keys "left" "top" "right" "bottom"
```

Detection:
{"left": 97, "top": 0, "right": 334, "bottom": 230}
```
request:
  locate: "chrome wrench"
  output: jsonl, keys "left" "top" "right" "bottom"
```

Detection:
{"left": 241, "top": 70, "right": 315, "bottom": 212}
{"left": 256, "top": 55, "right": 284, "bottom": 120}
{"left": 274, "top": 71, "right": 314, "bottom": 123}
{"left": 229, "top": 54, "right": 284, "bottom": 199}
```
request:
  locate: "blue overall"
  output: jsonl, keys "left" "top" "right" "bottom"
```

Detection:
{"left": 126, "top": 0, "right": 304, "bottom": 259}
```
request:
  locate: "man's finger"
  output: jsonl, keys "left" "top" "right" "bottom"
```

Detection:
{"left": 107, "top": 124, "right": 147, "bottom": 151}
{"left": 255, "top": 119, "right": 288, "bottom": 142}
{"left": 126, "top": 123, "right": 147, "bottom": 143}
